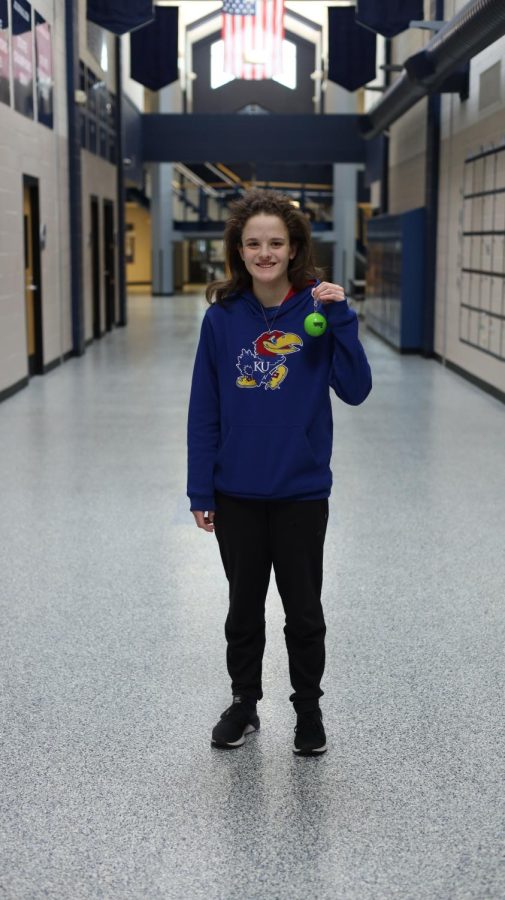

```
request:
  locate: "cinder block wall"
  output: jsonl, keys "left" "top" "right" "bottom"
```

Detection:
{"left": 388, "top": 12, "right": 428, "bottom": 214}
{"left": 0, "top": 0, "right": 70, "bottom": 394}
{"left": 435, "top": 10, "right": 505, "bottom": 390}
{"left": 0, "top": 0, "right": 121, "bottom": 399}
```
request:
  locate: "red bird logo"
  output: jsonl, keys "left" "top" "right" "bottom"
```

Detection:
{"left": 236, "top": 330, "right": 303, "bottom": 390}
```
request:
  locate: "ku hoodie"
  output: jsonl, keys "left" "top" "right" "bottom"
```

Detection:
{"left": 187, "top": 282, "right": 372, "bottom": 511}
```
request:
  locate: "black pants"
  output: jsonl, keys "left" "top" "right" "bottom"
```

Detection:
{"left": 214, "top": 490, "right": 329, "bottom": 713}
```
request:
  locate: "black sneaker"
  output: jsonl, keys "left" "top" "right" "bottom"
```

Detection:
{"left": 293, "top": 709, "right": 327, "bottom": 755}
{"left": 211, "top": 696, "right": 260, "bottom": 749}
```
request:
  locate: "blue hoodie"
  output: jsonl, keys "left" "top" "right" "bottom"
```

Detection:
{"left": 187, "top": 283, "right": 372, "bottom": 511}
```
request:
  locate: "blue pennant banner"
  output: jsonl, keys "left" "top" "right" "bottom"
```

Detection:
{"left": 87, "top": 1, "right": 154, "bottom": 36}
{"left": 130, "top": 7, "right": 178, "bottom": 91}
{"left": 328, "top": 7, "right": 376, "bottom": 92}
{"left": 356, "top": 0, "right": 424, "bottom": 39}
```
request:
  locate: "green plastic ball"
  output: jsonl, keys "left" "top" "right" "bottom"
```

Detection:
{"left": 304, "top": 312, "right": 327, "bottom": 337}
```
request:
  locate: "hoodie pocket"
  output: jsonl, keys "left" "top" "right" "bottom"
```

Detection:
{"left": 215, "top": 424, "right": 320, "bottom": 497}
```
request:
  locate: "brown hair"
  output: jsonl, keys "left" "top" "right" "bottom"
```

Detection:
{"left": 206, "top": 188, "right": 321, "bottom": 305}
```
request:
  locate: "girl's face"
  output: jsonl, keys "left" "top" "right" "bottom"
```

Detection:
{"left": 239, "top": 214, "right": 296, "bottom": 289}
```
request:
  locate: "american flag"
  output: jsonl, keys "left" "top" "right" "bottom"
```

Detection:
{"left": 222, "top": 0, "right": 285, "bottom": 81}
{"left": 222, "top": 0, "right": 256, "bottom": 13}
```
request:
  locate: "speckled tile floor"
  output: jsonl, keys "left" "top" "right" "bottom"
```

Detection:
{"left": 0, "top": 292, "right": 504, "bottom": 900}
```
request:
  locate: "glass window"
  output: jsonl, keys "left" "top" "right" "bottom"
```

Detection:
{"left": 210, "top": 38, "right": 296, "bottom": 90}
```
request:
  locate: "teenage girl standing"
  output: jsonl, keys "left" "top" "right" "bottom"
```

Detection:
{"left": 187, "top": 189, "right": 372, "bottom": 755}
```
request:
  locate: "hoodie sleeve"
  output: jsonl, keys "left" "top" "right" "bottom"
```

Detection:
{"left": 325, "top": 299, "right": 372, "bottom": 406}
{"left": 187, "top": 312, "right": 220, "bottom": 511}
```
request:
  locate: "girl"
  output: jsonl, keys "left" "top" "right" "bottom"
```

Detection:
{"left": 187, "top": 189, "right": 372, "bottom": 755}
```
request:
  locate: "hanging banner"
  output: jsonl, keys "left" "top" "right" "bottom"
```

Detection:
{"left": 12, "top": 0, "right": 33, "bottom": 119}
{"left": 328, "top": 7, "right": 376, "bottom": 92}
{"left": 130, "top": 7, "right": 178, "bottom": 91}
{"left": 35, "top": 12, "right": 53, "bottom": 128}
{"left": 87, "top": 0, "right": 154, "bottom": 36}
{"left": 0, "top": 0, "right": 10, "bottom": 106}
{"left": 356, "top": 0, "right": 423, "bottom": 39}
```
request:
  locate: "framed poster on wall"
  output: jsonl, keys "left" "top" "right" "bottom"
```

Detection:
{"left": 88, "top": 116, "right": 97, "bottom": 154}
{"left": 125, "top": 227, "right": 135, "bottom": 264}
{"left": 12, "top": 0, "right": 33, "bottom": 119}
{"left": 0, "top": 0, "right": 10, "bottom": 106}
{"left": 99, "top": 124, "right": 107, "bottom": 159}
{"left": 35, "top": 11, "right": 53, "bottom": 128}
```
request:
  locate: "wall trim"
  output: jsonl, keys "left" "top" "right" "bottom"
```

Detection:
{"left": 65, "top": 0, "right": 85, "bottom": 356}
{"left": 115, "top": 36, "right": 127, "bottom": 328}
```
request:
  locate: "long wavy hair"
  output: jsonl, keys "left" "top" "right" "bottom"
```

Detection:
{"left": 206, "top": 189, "right": 321, "bottom": 305}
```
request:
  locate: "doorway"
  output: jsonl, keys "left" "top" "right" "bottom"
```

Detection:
{"left": 103, "top": 199, "right": 115, "bottom": 331}
{"left": 91, "top": 196, "right": 101, "bottom": 339}
{"left": 23, "top": 176, "right": 44, "bottom": 375}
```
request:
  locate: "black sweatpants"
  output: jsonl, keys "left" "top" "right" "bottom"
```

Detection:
{"left": 214, "top": 490, "right": 329, "bottom": 713}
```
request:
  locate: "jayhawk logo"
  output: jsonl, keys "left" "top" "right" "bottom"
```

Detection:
{"left": 236, "top": 330, "right": 303, "bottom": 390}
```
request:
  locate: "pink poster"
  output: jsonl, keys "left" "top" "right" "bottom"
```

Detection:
{"left": 12, "top": 0, "right": 33, "bottom": 118}
{"left": 0, "top": 0, "right": 10, "bottom": 106}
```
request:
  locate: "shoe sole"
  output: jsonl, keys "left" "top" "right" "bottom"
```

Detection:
{"left": 211, "top": 722, "right": 259, "bottom": 749}
{"left": 293, "top": 743, "right": 327, "bottom": 756}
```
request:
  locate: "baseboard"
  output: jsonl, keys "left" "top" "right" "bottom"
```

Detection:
{"left": 433, "top": 353, "right": 504, "bottom": 404}
{"left": 44, "top": 350, "right": 74, "bottom": 374}
{"left": 365, "top": 325, "right": 420, "bottom": 355}
{"left": 0, "top": 376, "right": 29, "bottom": 405}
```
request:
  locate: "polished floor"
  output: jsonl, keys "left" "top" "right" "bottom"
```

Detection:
{"left": 1, "top": 292, "right": 504, "bottom": 899}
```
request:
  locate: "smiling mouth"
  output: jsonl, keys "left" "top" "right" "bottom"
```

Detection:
{"left": 256, "top": 263, "right": 275, "bottom": 268}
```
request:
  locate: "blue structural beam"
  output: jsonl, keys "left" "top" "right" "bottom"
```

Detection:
{"left": 142, "top": 114, "right": 366, "bottom": 164}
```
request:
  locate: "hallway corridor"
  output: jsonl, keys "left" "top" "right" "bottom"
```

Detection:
{"left": 1, "top": 293, "right": 504, "bottom": 899}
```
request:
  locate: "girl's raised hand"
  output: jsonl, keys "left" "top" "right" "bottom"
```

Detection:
{"left": 311, "top": 282, "right": 346, "bottom": 304}
{"left": 192, "top": 510, "right": 215, "bottom": 533}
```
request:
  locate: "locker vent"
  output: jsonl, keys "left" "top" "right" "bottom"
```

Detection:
{"left": 478, "top": 61, "right": 501, "bottom": 110}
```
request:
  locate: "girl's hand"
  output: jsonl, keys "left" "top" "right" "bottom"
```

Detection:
{"left": 192, "top": 510, "right": 215, "bottom": 533}
{"left": 311, "top": 282, "right": 346, "bottom": 304}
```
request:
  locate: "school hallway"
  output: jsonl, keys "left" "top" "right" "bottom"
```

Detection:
{"left": 1, "top": 291, "right": 504, "bottom": 900}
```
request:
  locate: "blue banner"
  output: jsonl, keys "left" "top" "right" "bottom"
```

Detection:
{"left": 328, "top": 7, "right": 376, "bottom": 92}
{"left": 356, "top": 0, "right": 423, "bottom": 39}
{"left": 130, "top": 7, "right": 178, "bottom": 91}
{"left": 87, "top": 0, "right": 154, "bottom": 36}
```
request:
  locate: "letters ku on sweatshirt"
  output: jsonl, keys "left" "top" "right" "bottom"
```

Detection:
{"left": 187, "top": 283, "right": 372, "bottom": 512}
